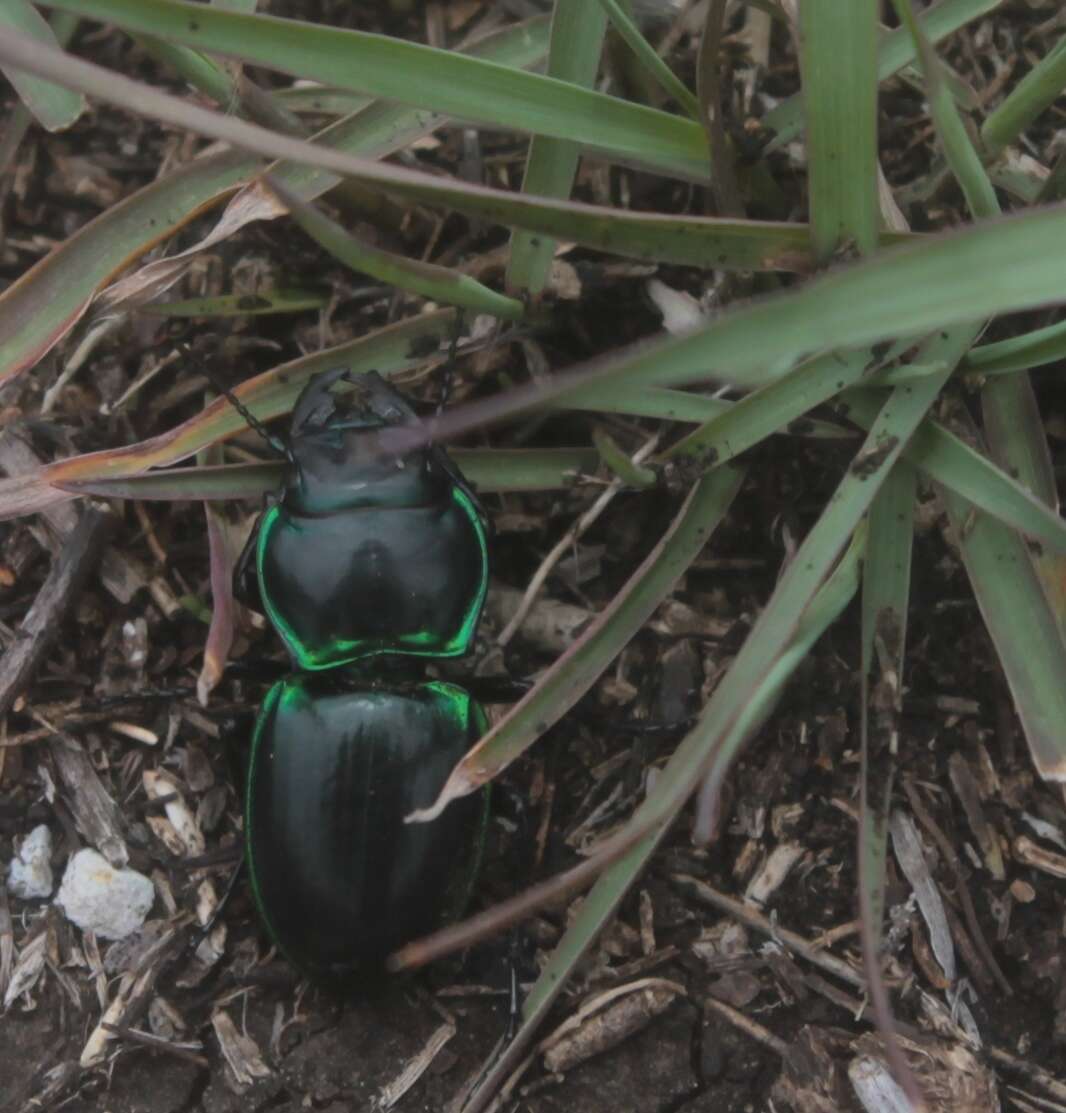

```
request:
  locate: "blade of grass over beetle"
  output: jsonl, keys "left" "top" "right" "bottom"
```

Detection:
{"left": 458, "top": 530, "right": 864, "bottom": 1113}
{"left": 506, "top": 0, "right": 609, "bottom": 298}
{"left": 54, "top": 448, "right": 601, "bottom": 502}
{"left": 0, "top": 148, "right": 254, "bottom": 384}
{"left": 0, "top": 2, "right": 84, "bottom": 131}
{"left": 423, "top": 204, "right": 1066, "bottom": 442}
{"left": 45, "top": 0, "right": 711, "bottom": 182}
{"left": 800, "top": 0, "right": 879, "bottom": 260}
{"left": 962, "top": 318, "right": 1066, "bottom": 377}
{"left": 982, "top": 32, "right": 1066, "bottom": 155}
{"left": 40, "top": 311, "right": 461, "bottom": 489}
{"left": 763, "top": 0, "right": 1002, "bottom": 148}
{"left": 394, "top": 376, "right": 949, "bottom": 968}
{"left": 411, "top": 466, "right": 744, "bottom": 821}
{"left": 266, "top": 179, "right": 524, "bottom": 320}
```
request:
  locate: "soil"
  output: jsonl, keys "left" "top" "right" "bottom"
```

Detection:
{"left": 1, "top": 3, "right": 1065, "bottom": 1113}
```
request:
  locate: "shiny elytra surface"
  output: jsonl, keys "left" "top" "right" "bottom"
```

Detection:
{"left": 246, "top": 676, "right": 486, "bottom": 977}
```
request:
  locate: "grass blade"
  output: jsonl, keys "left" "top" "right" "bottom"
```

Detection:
{"left": 413, "top": 466, "right": 745, "bottom": 819}
{"left": 982, "top": 32, "right": 1066, "bottom": 154}
{"left": 267, "top": 179, "right": 524, "bottom": 320}
{"left": 963, "top": 318, "right": 1066, "bottom": 377}
{"left": 55, "top": 448, "right": 600, "bottom": 502}
{"left": 765, "top": 0, "right": 1001, "bottom": 147}
{"left": 799, "top": 0, "right": 880, "bottom": 259}
{"left": 0, "top": 0, "right": 84, "bottom": 131}
{"left": 0, "top": 149, "right": 253, "bottom": 385}
{"left": 941, "top": 476, "right": 1066, "bottom": 782}
{"left": 45, "top": 0, "right": 710, "bottom": 182}
{"left": 393, "top": 378, "right": 945, "bottom": 971}
{"left": 595, "top": 0, "right": 700, "bottom": 120}
{"left": 506, "top": 0, "right": 609, "bottom": 298}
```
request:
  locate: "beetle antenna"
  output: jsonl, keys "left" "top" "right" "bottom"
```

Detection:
{"left": 436, "top": 309, "right": 465, "bottom": 415}
{"left": 179, "top": 343, "right": 291, "bottom": 460}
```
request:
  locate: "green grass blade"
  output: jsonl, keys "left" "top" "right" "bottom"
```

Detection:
{"left": 764, "top": 0, "right": 1000, "bottom": 148}
{"left": 0, "top": 0, "right": 84, "bottom": 131}
{"left": 55, "top": 447, "right": 599, "bottom": 502}
{"left": 595, "top": 0, "right": 700, "bottom": 120}
{"left": 963, "top": 319, "right": 1066, "bottom": 377}
{"left": 46, "top": 0, "right": 710, "bottom": 182}
{"left": 982, "top": 33, "right": 1066, "bottom": 155}
{"left": 893, "top": 0, "right": 998, "bottom": 220}
{"left": 841, "top": 388, "right": 1066, "bottom": 552}
{"left": 391, "top": 381, "right": 948, "bottom": 975}
{"left": 268, "top": 179, "right": 524, "bottom": 320}
{"left": 799, "top": 0, "right": 880, "bottom": 259}
{"left": 139, "top": 289, "right": 327, "bottom": 317}
{"left": 941, "top": 481, "right": 1066, "bottom": 782}
{"left": 506, "top": 0, "right": 609, "bottom": 298}
{"left": 414, "top": 466, "right": 745, "bottom": 814}
{"left": 661, "top": 348, "right": 879, "bottom": 466}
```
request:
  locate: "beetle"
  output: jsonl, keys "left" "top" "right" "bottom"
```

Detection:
{"left": 245, "top": 672, "right": 488, "bottom": 977}
{"left": 236, "top": 367, "right": 490, "bottom": 671}
{"left": 231, "top": 365, "right": 492, "bottom": 977}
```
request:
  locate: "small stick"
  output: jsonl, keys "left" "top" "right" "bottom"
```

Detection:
{"left": 703, "top": 994, "right": 789, "bottom": 1057}
{"left": 0, "top": 505, "right": 114, "bottom": 721}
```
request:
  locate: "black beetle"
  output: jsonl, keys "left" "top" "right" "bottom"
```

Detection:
{"left": 233, "top": 365, "right": 492, "bottom": 978}
{"left": 245, "top": 673, "right": 487, "bottom": 976}
{"left": 238, "top": 367, "right": 489, "bottom": 671}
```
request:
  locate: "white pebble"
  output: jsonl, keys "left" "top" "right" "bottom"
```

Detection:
{"left": 55, "top": 849, "right": 155, "bottom": 940}
{"left": 7, "top": 824, "right": 54, "bottom": 900}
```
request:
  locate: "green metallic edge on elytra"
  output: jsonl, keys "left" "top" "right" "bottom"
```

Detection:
{"left": 257, "top": 486, "right": 490, "bottom": 671}
{"left": 244, "top": 677, "right": 292, "bottom": 965}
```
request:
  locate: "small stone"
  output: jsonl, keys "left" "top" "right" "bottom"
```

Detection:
{"left": 7, "top": 824, "right": 54, "bottom": 900}
{"left": 1010, "top": 878, "right": 1036, "bottom": 903}
{"left": 55, "top": 848, "right": 155, "bottom": 939}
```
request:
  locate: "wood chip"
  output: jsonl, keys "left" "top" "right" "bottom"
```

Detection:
{"left": 212, "top": 1009, "right": 271, "bottom": 1090}
{"left": 541, "top": 981, "right": 683, "bottom": 1073}
{"left": 890, "top": 810, "right": 956, "bottom": 984}
{"left": 378, "top": 1021, "right": 456, "bottom": 1110}
{"left": 1013, "top": 835, "right": 1066, "bottom": 879}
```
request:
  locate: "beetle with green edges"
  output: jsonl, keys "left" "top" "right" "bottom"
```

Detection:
{"left": 236, "top": 367, "right": 491, "bottom": 977}
{"left": 237, "top": 367, "right": 489, "bottom": 671}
